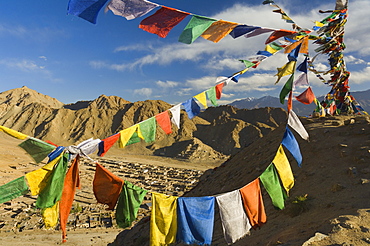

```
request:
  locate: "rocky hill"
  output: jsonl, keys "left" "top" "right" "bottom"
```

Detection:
{"left": 0, "top": 86, "right": 287, "bottom": 161}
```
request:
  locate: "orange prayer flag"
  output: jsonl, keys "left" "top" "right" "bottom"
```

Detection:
{"left": 201, "top": 20, "right": 238, "bottom": 43}
{"left": 215, "top": 83, "right": 224, "bottom": 100}
{"left": 295, "top": 87, "right": 315, "bottom": 105}
{"left": 155, "top": 111, "right": 172, "bottom": 135}
{"left": 60, "top": 155, "right": 81, "bottom": 243}
{"left": 239, "top": 178, "right": 267, "bottom": 229}
{"left": 287, "top": 91, "right": 293, "bottom": 112}
{"left": 285, "top": 36, "right": 309, "bottom": 54}
{"left": 93, "top": 163, "right": 124, "bottom": 210}
{"left": 265, "top": 29, "right": 296, "bottom": 44}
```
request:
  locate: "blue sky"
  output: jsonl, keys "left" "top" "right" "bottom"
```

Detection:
{"left": 0, "top": 0, "right": 369, "bottom": 105}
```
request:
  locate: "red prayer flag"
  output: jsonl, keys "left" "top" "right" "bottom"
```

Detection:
{"left": 93, "top": 163, "right": 124, "bottom": 210}
{"left": 239, "top": 178, "right": 267, "bottom": 229}
{"left": 45, "top": 140, "right": 58, "bottom": 147}
{"left": 99, "top": 133, "right": 120, "bottom": 157}
{"left": 155, "top": 111, "right": 172, "bottom": 135}
{"left": 215, "top": 82, "right": 224, "bottom": 100}
{"left": 265, "top": 29, "right": 296, "bottom": 44}
{"left": 60, "top": 155, "right": 81, "bottom": 242}
{"left": 287, "top": 91, "right": 293, "bottom": 112}
{"left": 139, "top": 6, "right": 190, "bottom": 38}
{"left": 295, "top": 87, "right": 315, "bottom": 105}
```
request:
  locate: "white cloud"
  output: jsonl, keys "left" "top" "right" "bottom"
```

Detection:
{"left": 156, "top": 80, "right": 179, "bottom": 88}
{"left": 134, "top": 88, "right": 152, "bottom": 97}
{"left": 349, "top": 66, "right": 370, "bottom": 84}
{"left": 38, "top": 56, "right": 47, "bottom": 61}
{"left": 345, "top": 55, "right": 366, "bottom": 64}
{"left": 0, "top": 59, "right": 42, "bottom": 71}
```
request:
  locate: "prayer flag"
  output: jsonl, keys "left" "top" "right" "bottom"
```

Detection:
{"left": 169, "top": 104, "right": 181, "bottom": 129}
{"left": 287, "top": 91, "right": 293, "bottom": 112}
{"left": 0, "top": 125, "right": 28, "bottom": 140}
{"left": 265, "top": 42, "right": 283, "bottom": 54}
{"left": 297, "top": 57, "right": 308, "bottom": 73}
{"left": 279, "top": 74, "right": 294, "bottom": 104}
{"left": 194, "top": 92, "right": 208, "bottom": 109}
{"left": 244, "top": 27, "right": 276, "bottom": 38}
{"left": 206, "top": 87, "right": 218, "bottom": 107}
{"left": 150, "top": 192, "right": 178, "bottom": 246}
{"left": 288, "top": 110, "right": 309, "bottom": 140}
{"left": 36, "top": 153, "right": 69, "bottom": 209}
{"left": 276, "top": 61, "right": 296, "bottom": 84}
{"left": 287, "top": 44, "right": 301, "bottom": 61}
{"left": 93, "top": 163, "right": 124, "bottom": 210}
{"left": 257, "top": 50, "right": 273, "bottom": 57}
{"left": 139, "top": 7, "right": 189, "bottom": 38}
{"left": 116, "top": 181, "right": 147, "bottom": 228}
{"left": 60, "top": 155, "right": 81, "bottom": 242}
{"left": 216, "top": 190, "right": 252, "bottom": 244}
{"left": 0, "top": 176, "right": 28, "bottom": 204}
{"left": 18, "top": 137, "right": 55, "bottom": 163}
{"left": 155, "top": 111, "right": 172, "bottom": 135}
{"left": 295, "top": 87, "right": 315, "bottom": 105}
{"left": 239, "top": 178, "right": 267, "bottom": 229}
{"left": 138, "top": 117, "right": 156, "bottom": 143}
{"left": 178, "top": 15, "right": 217, "bottom": 44}
{"left": 177, "top": 196, "right": 215, "bottom": 245}
{"left": 229, "top": 25, "right": 261, "bottom": 39}
{"left": 284, "top": 38, "right": 303, "bottom": 54}
{"left": 294, "top": 73, "right": 309, "bottom": 88}
{"left": 119, "top": 125, "right": 143, "bottom": 148}
{"left": 201, "top": 20, "right": 238, "bottom": 43}
{"left": 67, "top": 0, "right": 110, "bottom": 24}
{"left": 105, "top": 0, "right": 159, "bottom": 20}
{"left": 215, "top": 82, "right": 224, "bottom": 100}
{"left": 240, "top": 59, "right": 255, "bottom": 69}
{"left": 48, "top": 146, "right": 65, "bottom": 163}
{"left": 98, "top": 133, "right": 120, "bottom": 157}
{"left": 265, "top": 29, "right": 296, "bottom": 44}
{"left": 182, "top": 98, "right": 201, "bottom": 119}
{"left": 259, "top": 164, "right": 286, "bottom": 209}
{"left": 25, "top": 153, "right": 64, "bottom": 196}
{"left": 272, "top": 145, "right": 294, "bottom": 194}
{"left": 282, "top": 127, "right": 302, "bottom": 167}
{"left": 41, "top": 202, "right": 59, "bottom": 229}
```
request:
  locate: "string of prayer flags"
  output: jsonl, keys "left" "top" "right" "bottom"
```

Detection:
{"left": 259, "top": 164, "right": 287, "bottom": 209}
{"left": 155, "top": 111, "right": 172, "bottom": 135}
{"left": 275, "top": 61, "right": 296, "bottom": 84}
{"left": 115, "top": 181, "right": 147, "bottom": 228}
{"left": 0, "top": 176, "right": 28, "bottom": 204}
{"left": 25, "top": 153, "right": 64, "bottom": 196}
{"left": 282, "top": 127, "right": 302, "bottom": 167}
{"left": 295, "top": 87, "right": 315, "bottom": 105}
{"left": 206, "top": 87, "right": 218, "bottom": 107}
{"left": 169, "top": 104, "right": 181, "bottom": 129}
{"left": 150, "top": 192, "right": 178, "bottom": 246}
{"left": 139, "top": 7, "right": 190, "bottom": 38}
{"left": 239, "top": 178, "right": 267, "bottom": 229}
{"left": 272, "top": 8, "right": 294, "bottom": 24}
{"left": 177, "top": 196, "right": 215, "bottom": 245}
{"left": 229, "top": 25, "right": 261, "bottom": 39}
{"left": 67, "top": 0, "right": 110, "bottom": 24}
{"left": 216, "top": 190, "right": 252, "bottom": 244}
{"left": 288, "top": 110, "right": 309, "bottom": 141}
{"left": 279, "top": 74, "right": 294, "bottom": 104}
{"left": 36, "top": 152, "right": 69, "bottom": 209}
{"left": 178, "top": 15, "right": 217, "bottom": 44}
{"left": 272, "top": 145, "right": 294, "bottom": 195}
{"left": 194, "top": 92, "right": 208, "bottom": 109}
{"left": 138, "top": 117, "right": 156, "bottom": 143}
{"left": 60, "top": 155, "right": 81, "bottom": 242}
{"left": 93, "top": 163, "right": 124, "bottom": 210}
{"left": 18, "top": 137, "right": 55, "bottom": 163}
{"left": 200, "top": 20, "right": 238, "bottom": 43}
{"left": 265, "top": 29, "right": 296, "bottom": 44}
{"left": 105, "top": 0, "right": 159, "bottom": 20}
{"left": 215, "top": 82, "right": 225, "bottom": 100}
{"left": 0, "top": 125, "right": 28, "bottom": 140}
{"left": 119, "top": 125, "right": 143, "bottom": 148}
{"left": 42, "top": 202, "right": 59, "bottom": 229}
{"left": 182, "top": 98, "right": 201, "bottom": 119}
{"left": 98, "top": 133, "right": 121, "bottom": 157}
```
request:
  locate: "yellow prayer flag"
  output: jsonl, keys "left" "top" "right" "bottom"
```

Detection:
{"left": 275, "top": 61, "right": 296, "bottom": 84}
{"left": 314, "top": 21, "right": 325, "bottom": 27}
{"left": 0, "top": 125, "right": 28, "bottom": 140}
{"left": 194, "top": 92, "right": 208, "bottom": 109}
{"left": 201, "top": 20, "right": 238, "bottom": 43}
{"left": 150, "top": 192, "right": 178, "bottom": 246}
{"left": 272, "top": 145, "right": 294, "bottom": 194}
{"left": 42, "top": 201, "right": 59, "bottom": 229}
{"left": 265, "top": 45, "right": 279, "bottom": 54}
{"left": 118, "top": 125, "right": 143, "bottom": 148}
{"left": 25, "top": 153, "right": 63, "bottom": 196}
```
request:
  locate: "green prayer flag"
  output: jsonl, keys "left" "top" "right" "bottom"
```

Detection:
{"left": 279, "top": 74, "right": 294, "bottom": 104}
{"left": 36, "top": 153, "right": 69, "bottom": 209}
{"left": 139, "top": 117, "right": 156, "bottom": 143}
{"left": 206, "top": 87, "right": 218, "bottom": 107}
{"left": 116, "top": 181, "right": 147, "bottom": 228}
{"left": 239, "top": 59, "right": 255, "bottom": 69}
{"left": 270, "top": 42, "right": 283, "bottom": 51}
{"left": 0, "top": 176, "right": 28, "bottom": 204}
{"left": 260, "top": 163, "right": 287, "bottom": 210}
{"left": 18, "top": 137, "right": 55, "bottom": 163}
{"left": 178, "top": 15, "right": 217, "bottom": 44}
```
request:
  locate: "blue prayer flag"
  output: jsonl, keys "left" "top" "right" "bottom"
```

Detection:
{"left": 229, "top": 25, "right": 261, "bottom": 39}
{"left": 257, "top": 50, "right": 273, "bottom": 57}
{"left": 281, "top": 126, "right": 302, "bottom": 166}
{"left": 287, "top": 44, "right": 301, "bottom": 62}
{"left": 297, "top": 57, "right": 308, "bottom": 73}
{"left": 67, "top": 0, "right": 109, "bottom": 24}
{"left": 182, "top": 98, "right": 201, "bottom": 119}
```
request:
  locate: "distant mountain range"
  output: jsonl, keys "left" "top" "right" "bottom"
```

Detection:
{"left": 229, "top": 89, "right": 370, "bottom": 115}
